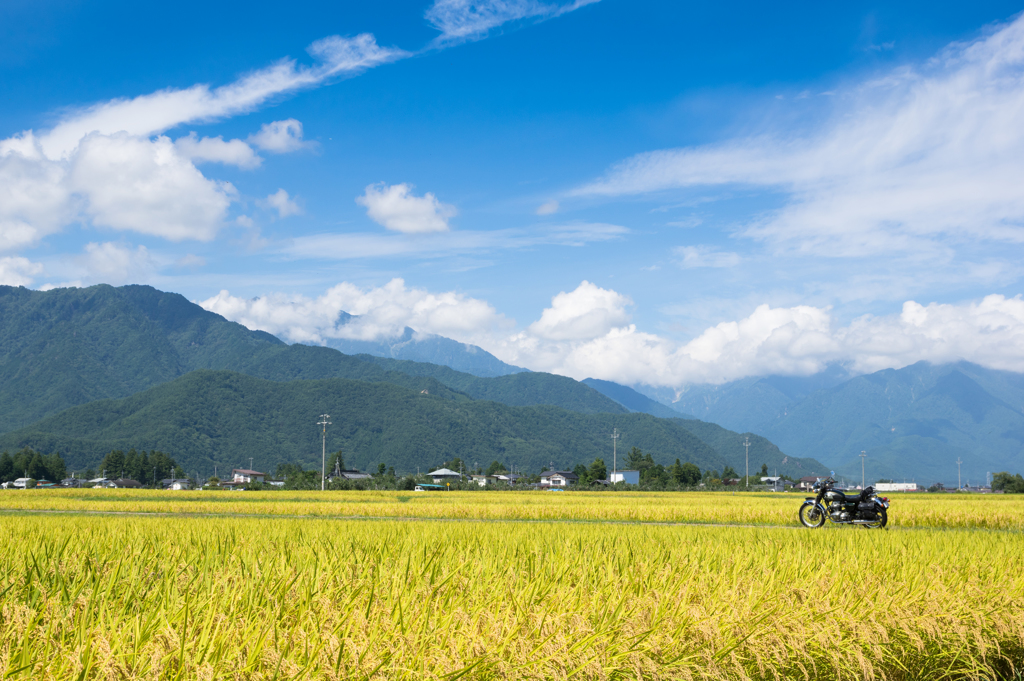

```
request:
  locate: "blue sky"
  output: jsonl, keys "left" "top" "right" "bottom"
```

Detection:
{"left": 3, "top": 0, "right": 1024, "bottom": 387}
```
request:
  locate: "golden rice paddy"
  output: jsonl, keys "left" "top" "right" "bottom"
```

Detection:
{"left": 1, "top": 491, "right": 1022, "bottom": 679}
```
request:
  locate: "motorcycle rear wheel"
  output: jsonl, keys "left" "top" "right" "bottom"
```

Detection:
{"left": 799, "top": 504, "right": 825, "bottom": 528}
{"left": 861, "top": 507, "right": 888, "bottom": 529}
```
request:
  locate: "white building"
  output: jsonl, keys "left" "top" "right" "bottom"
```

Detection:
{"left": 609, "top": 470, "right": 640, "bottom": 485}
{"left": 231, "top": 469, "right": 265, "bottom": 484}
{"left": 470, "top": 474, "right": 497, "bottom": 487}
{"left": 875, "top": 482, "right": 919, "bottom": 492}
{"left": 427, "top": 468, "right": 462, "bottom": 484}
{"left": 540, "top": 471, "right": 578, "bottom": 486}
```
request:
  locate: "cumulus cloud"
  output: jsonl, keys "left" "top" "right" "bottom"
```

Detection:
{"left": 199, "top": 276, "right": 1024, "bottom": 387}
{"left": 76, "top": 242, "right": 159, "bottom": 285}
{"left": 265, "top": 189, "right": 302, "bottom": 218}
{"left": 200, "top": 278, "right": 510, "bottom": 345}
{"left": 0, "top": 256, "right": 44, "bottom": 286}
{"left": 69, "top": 133, "right": 235, "bottom": 241}
{"left": 174, "top": 132, "right": 261, "bottom": 169}
{"left": 0, "top": 34, "right": 404, "bottom": 251}
{"left": 248, "top": 119, "right": 310, "bottom": 153}
{"left": 575, "top": 14, "right": 1024, "bottom": 257}
{"left": 675, "top": 245, "right": 741, "bottom": 268}
{"left": 356, "top": 183, "right": 457, "bottom": 234}
{"left": 527, "top": 281, "right": 631, "bottom": 340}
{"left": 426, "top": 0, "right": 599, "bottom": 44}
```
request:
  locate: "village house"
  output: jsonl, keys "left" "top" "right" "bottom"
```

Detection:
{"left": 231, "top": 469, "right": 265, "bottom": 484}
{"left": 540, "top": 470, "right": 578, "bottom": 487}
{"left": 428, "top": 468, "right": 462, "bottom": 484}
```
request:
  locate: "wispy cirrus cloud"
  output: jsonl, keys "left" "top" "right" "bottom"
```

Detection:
{"left": 282, "top": 222, "right": 628, "bottom": 260}
{"left": 426, "top": 0, "right": 599, "bottom": 45}
{"left": 574, "top": 14, "right": 1024, "bottom": 258}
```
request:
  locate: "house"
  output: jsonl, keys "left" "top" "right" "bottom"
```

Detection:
{"left": 797, "top": 476, "right": 820, "bottom": 491}
{"left": 60, "top": 478, "right": 84, "bottom": 488}
{"left": 609, "top": 470, "right": 640, "bottom": 485}
{"left": 495, "top": 473, "right": 523, "bottom": 485}
{"left": 875, "top": 482, "right": 920, "bottom": 492}
{"left": 35, "top": 480, "right": 57, "bottom": 488}
{"left": 470, "top": 474, "right": 497, "bottom": 487}
{"left": 231, "top": 469, "right": 266, "bottom": 484}
{"left": 112, "top": 479, "right": 143, "bottom": 489}
{"left": 161, "top": 478, "right": 193, "bottom": 490}
{"left": 540, "top": 470, "right": 578, "bottom": 486}
{"left": 90, "top": 478, "right": 115, "bottom": 488}
{"left": 760, "top": 476, "right": 789, "bottom": 492}
{"left": 427, "top": 468, "right": 462, "bottom": 484}
{"left": 13, "top": 478, "right": 33, "bottom": 489}
{"left": 338, "top": 470, "right": 373, "bottom": 481}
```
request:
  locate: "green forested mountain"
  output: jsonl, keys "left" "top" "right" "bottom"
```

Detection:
{"left": 0, "top": 284, "right": 623, "bottom": 431}
{"left": 0, "top": 370, "right": 729, "bottom": 477}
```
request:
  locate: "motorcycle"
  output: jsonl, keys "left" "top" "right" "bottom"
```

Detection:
{"left": 799, "top": 472, "right": 889, "bottom": 529}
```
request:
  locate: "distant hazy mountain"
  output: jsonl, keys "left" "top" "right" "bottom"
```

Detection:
{"left": 657, "top": 362, "right": 1024, "bottom": 485}
{"left": 0, "top": 284, "right": 624, "bottom": 432}
{"left": 582, "top": 378, "right": 695, "bottom": 419}
{"left": 323, "top": 325, "right": 527, "bottom": 378}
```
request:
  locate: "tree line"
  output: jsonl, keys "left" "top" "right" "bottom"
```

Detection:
{"left": 0, "top": 448, "right": 67, "bottom": 483}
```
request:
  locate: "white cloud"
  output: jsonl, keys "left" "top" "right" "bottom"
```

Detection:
{"left": 38, "top": 34, "right": 406, "bottom": 160}
{"left": 675, "top": 245, "right": 741, "bottom": 268}
{"left": 536, "top": 199, "right": 559, "bottom": 215}
{"left": 426, "top": 0, "right": 599, "bottom": 44}
{"left": 69, "top": 133, "right": 235, "bottom": 241}
{"left": 576, "top": 14, "right": 1024, "bottom": 257}
{"left": 176, "top": 253, "right": 206, "bottom": 269}
{"left": 249, "top": 119, "right": 310, "bottom": 153}
{"left": 0, "top": 256, "right": 44, "bottom": 286}
{"left": 265, "top": 189, "right": 302, "bottom": 218}
{"left": 75, "top": 242, "right": 159, "bottom": 285}
{"left": 0, "top": 34, "right": 405, "bottom": 251}
{"left": 200, "top": 278, "right": 510, "bottom": 345}
{"left": 356, "top": 183, "right": 457, "bottom": 234}
{"left": 284, "top": 222, "right": 627, "bottom": 259}
{"left": 174, "top": 132, "right": 261, "bottom": 169}
{"left": 527, "top": 281, "right": 631, "bottom": 340}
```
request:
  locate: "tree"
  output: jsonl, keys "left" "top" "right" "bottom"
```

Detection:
{"left": 0, "top": 451, "right": 14, "bottom": 482}
{"left": 44, "top": 452, "right": 67, "bottom": 482}
{"left": 992, "top": 472, "right": 1024, "bottom": 493}
{"left": 626, "top": 447, "right": 644, "bottom": 470}
{"left": 722, "top": 465, "right": 738, "bottom": 480}
{"left": 678, "top": 462, "right": 701, "bottom": 486}
{"left": 588, "top": 458, "right": 607, "bottom": 483}
{"left": 377, "top": 462, "right": 387, "bottom": 477}
{"left": 28, "top": 451, "right": 48, "bottom": 480}
{"left": 760, "top": 463, "right": 769, "bottom": 477}
{"left": 485, "top": 460, "right": 508, "bottom": 476}
{"left": 101, "top": 450, "right": 125, "bottom": 479}
{"left": 573, "top": 463, "right": 590, "bottom": 484}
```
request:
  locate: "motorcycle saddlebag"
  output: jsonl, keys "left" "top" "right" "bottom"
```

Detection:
{"left": 857, "top": 501, "right": 877, "bottom": 518}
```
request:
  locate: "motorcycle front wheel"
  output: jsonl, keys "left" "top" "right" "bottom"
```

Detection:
{"left": 861, "top": 507, "right": 888, "bottom": 529}
{"left": 799, "top": 504, "right": 825, "bottom": 528}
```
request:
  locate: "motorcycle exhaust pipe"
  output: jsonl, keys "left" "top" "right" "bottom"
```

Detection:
{"left": 851, "top": 519, "right": 876, "bottom": 524}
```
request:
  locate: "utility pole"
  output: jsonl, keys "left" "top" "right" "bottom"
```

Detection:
{"left": 318, "top": 414, "right": 331, "bottom": 491}
{"left": 860, "top": 451, "right": 867, "bottom": 489}
{"left": 956, "top": 457, "right": 963, "bottom": 490}
{"left": 744, "top": 437, "right": 750, "bottom": 488}
{"left": 249, "top": 457, "right": 253, "bottom": 471}
{"left": 610, "top": 428, "right": 620, "bottom": 473}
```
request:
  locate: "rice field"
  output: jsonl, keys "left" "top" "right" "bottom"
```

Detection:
{"left": 1, "top": 488, "right": 1023, "bottom": 530}
{"left": 1, "top": 493, "right": 1022, "bottom": 679}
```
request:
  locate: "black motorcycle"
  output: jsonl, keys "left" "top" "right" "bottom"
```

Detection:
{"left": 799, "top": 473, "right": 889, "bottom": 528}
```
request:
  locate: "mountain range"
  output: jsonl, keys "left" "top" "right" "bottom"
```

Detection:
{"left": 657, "top": 361, "right": 1024, "bottom": 485}
{"left": 0, "top": 284, "right": 824, "bottom": 479}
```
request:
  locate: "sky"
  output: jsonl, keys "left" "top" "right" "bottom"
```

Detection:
{"left": 3, "top": 0, "right": 1024, "bottom": 389}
